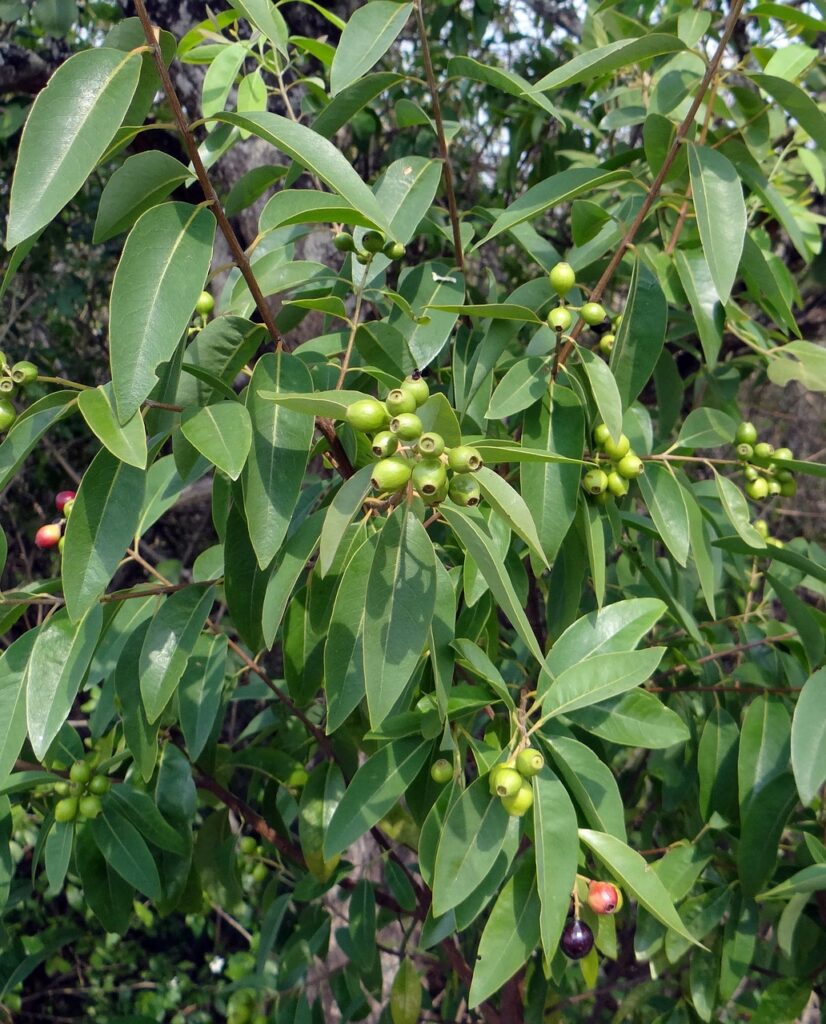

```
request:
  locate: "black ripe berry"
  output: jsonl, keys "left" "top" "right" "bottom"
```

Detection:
{"left": 560, "top": 919, "right": 594, "bottom": 960}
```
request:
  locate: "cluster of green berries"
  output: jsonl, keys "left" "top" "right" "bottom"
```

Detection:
{"left": 487, "top": 747, "right": 544, "bottom": 817}
{"left": 53, "top": 759, "right": 110, "bottom": 823}
{"left": 34, "top": 489, "right": 76, "bottom": 552}
{"left": 582, "top": 424, "right": 644, "bottom": 503}
{"left": 547, "top": 262, "right": 607, "bottom": 334}
{"left": 0, "top": 353, "right": 39, "bottom": 433}
{"left": 238, "top": 835, "right": 269, "bottom": 884}
{"left": 346, "top": 373, "right": 484, "bottom": 506}
{"left": 334, "top": 228, "right": 405, "bottom": 265}
{"left": 734, "top": 421, "right": 796, "bottom": 501}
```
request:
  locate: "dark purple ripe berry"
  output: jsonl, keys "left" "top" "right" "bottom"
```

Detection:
{"left": 560, "top": 919, "right": 594, "bottom": 960}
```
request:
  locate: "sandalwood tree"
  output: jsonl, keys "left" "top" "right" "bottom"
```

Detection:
{"left": 0, "top": 0, "right": 825, "bottom": 1021}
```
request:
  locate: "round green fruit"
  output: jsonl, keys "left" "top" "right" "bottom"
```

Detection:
{"left": 430, "top": 759, "right": 452, "bottom": 784}
{"left": 362, "top": 230, "right": 386, "bottom": 254}
{"left": 603, "top": 433, "right": 631, "bottom": 460}
{"left": 371, "top": 456, "right": 412, "bottom": 493}
{"left": 746, "top": 477, "right": 769, "bottom": 500}
{"left": 355, "top": 251, "right": 371, "bottom": 265}
{"left": 0, "top": 378, "right": 16, "bottom": 394}
{"left": 488, "top": 763, "right": 514, "bottom": 795}
{"left": 491, "top": 767, "right": 522, "bottom": 798}
{"left": 11, "top": 360, "right": 38, "bottom": 385}
{"left": 547, "top": 307, "right": 573, "bottom": 332}
{"left": 779, "top": 479, "right": 797, "bottom": 497}
{"left": 754, "top": 442, "right": 774, "bottom": 460}
{"left": 606, "top": 471, "right": 629, "bottom": 498}
{"left": 754, "top": 519, "right": 769, "bottom": 540}
{"left": 402, "top": 372, "right": 429, "bottom": 406}
{"left": 593, "top": 423, "right": 611, "bottom": 447}
{"left": 384, "top": 240, "right": 405, "bottom": 260}
{"left": 736, "top": 443, "right": 754, "bottom": 461}
{"left": 417, "top": 432, "right": 445, "bottom": 457}
{"left": 386, "top": 387, "right": 418, "bottom": 416}
{"left": 88, "top": 775, "right": 110, "bottom": 795}
{"left": 412, "top": 459, "right": 447, "bottom": 498}
{"left": 252, "top": 863, "right": 268, "bottom": 884}
{"left": 448, "top": 474, "right": 481, "bottom": 507}
{"left": 582, "top": 469, "right": 608, "bottom": 495}
{"left": 598, "top": 333, "right": 615, "bottom": 356}
{"left": 549, "top": 261, "right": 576, "bottom": 296}
{"left": 54, "top": 781, "right": 71, "bottom": 797}
{"left": 78, "top": 795, "right": 102, "bottom": 820}
{"left": 744, "top": 465, "right": 759, "bottom": 481}
{"left": 616, "top": 452, "right": 643, "bottom": 479}
{"left": 515, "top": 748, "right": 544, "bottom": 777}
{"left": 333, "top": 232, "right": 356, "bottom": 253}
{"left": 239, "top": 836, "right": 257, "bottom": 856}
{"left": 734, "top": 421, "right": 758, "bottom": 446}
{"left": 424, "top": 479, "right": 448, "bottom": 506}
{"left": 347, "top": 398, "right": 387, "bottom": 433}
{"left": 501, "top": 781, "right": 534, "bottom": 817}
{"left": 389, "top": 412, "right": 423, "bottom": 440}
{"left": 0, "top": 397, "right": 17, "bottom": 433}
{"left": 580, "top": 301, "right": 606, "bottom": 326}
{"left": 194, "top": 291, "right": 214, "bottom": 317}
{"left": 773, "top": 447, "right": 793, "bottom": 461}
{"left": 54, "top": 797, "right": 79, "bottom": 823}
{"left": 767, "top": 479, "right": 782, "bottom": 495}
{"left": 371, "top": 430, "right": 398, "bottom": 458}
{"left": 69, "top": 761, "right": 92, "bottom": 785}
{"left": 447, "top": 445, "right": 482, "bottom": 473}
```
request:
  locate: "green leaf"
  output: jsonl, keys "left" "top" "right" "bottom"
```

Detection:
{"left": 477, "top": 168, "right": 627, "bottom": 247}
{"left": 75, "top": 825, "right": 133, "bottom": 934}
{"left": 44, "top": 820, "right": 74, "bottom": 895}
{"left": 638, "top": 463, "right": 690, "bottom": 566}
{"left": 139, "top": 585, "right": 215, "bottom": 723}
{"left": 738, "top": 773, "right": 797, "bottom": 896}
{"left": 110, "top": 202, "right": 216, "bottom": 422}
{"left": 440, "top": 505, "right": 543, "bottom": 663}
{"left": 6, "top": 48, "right": 141, "bottom": 248}
{"left": 751, "top": 74, "right": 826, "bottom": 151}
{"left": 0, "top": 631, "right": 38, "bottom": 783}
{"left": 468, "top": 855, "right": 540, "bottom": 1008}
{"left": 319, "top": 466, "right": 373, "bottom": 578}
{"left": 349, "top": 878, "right": 377, "bottom": 970}
{"left": 571, "top": 689, "right": 689, "bottom": 748}
{"left": 452, "top": 638, "right": 514, "bottom": 710}
{"left": 243, "top": 352, "right": 315, "bottom": 569}
{"left": 178, "top": 634, "right": 228, "bottom": 762}
{"left": 714, "top": 472, "right": 766, "bottom": 549}
{"left": 539, "top": 648, "right": 664, "bottom": 720}
{"left": 533, "top": 769, "right": 578, "bottom": 958}
{"left": 388, "top": 262, "right": 465, "bottom": 368}
{"left": 531, "top": 34, "right": 685, "bottom": 92}
{"left": 757, "top": 864, "right": 826, "bottom": 901}
{"left": 447, "top": 55, "right": 561, "bottom": 118}
{"left": 390, "top": 957, "right": 422, "bottom": 1024}
{"left": 61, "top": 448, "right": 147, "bottom": 622}
{"left": 261, "top": 511, "right": 324, "bottom": 648}
{"left": 299, "top": 762, "right": 345, "bottom": 881}
{"left": 107, "top": 785, "right": 188, "bottom": 856}
{"left": 581, "top": 498, "right": 606, "bottom": 607}
{"left": 768, "top": 340, "right": 826, "bottom": 393}
{"left": 181, "top": 401, "right": 251, "bottom": 481}
{"left": 373, "top": 156, "right": 444, "bottom": 245}
{"left": 579, "top": 830, "right": 700, "bottom": 946}
{"left": 324, "top": 737, "right": 431, "bottom": 858}
{"left": 77, "top": 385, "right": 147, "bottom": 468}
{"left": 738, "top": 696, "right": 791, "bottom": 818}
{"left": 231, "top": 0, "right": 288, "bottom": 54}
{"left": 91, "top": 804, "right": 161, "bottom": 900}
{"left": 698, "top": 706, "right": 739, "bottom": 823}
{"left": 259, "top": 188, "right": 382, "bottom": 233}
{"left": 25, "top": 606, "right": 103, "bottom": 760}
{"left": 178, "top": 317, "right": 266, "bottom": 408}
{"left": 114, "top": 621, "right": 160, "bottom": 784}
{"left": 609, "top": 257, "right": 667, "bottom": 408}
{"left": 677, "top": 408, "right": 737, "bottom": 449}
{"left": 678, "top": 257, "right": 723, "bottom": 361}
{"left": 215, "top": 112, "right": 393, "bottom": 236}
{"left": 579, "top": 347, "right": 623, "bottom": 443}
{"left": 330, "top": 2, "right": 413, "bottom": 96}
{"left": 790, "top": 667, "right": 826, "bottom": 806}
{"left": 687, "top": 144, "right": 746, "bottom": 304}
{"left": 473, "top": 441, "right": 583, "bottom": 466}
{"left": 542, "top": 733, "right": 626, "bottom": 840}
{"left": 255, "top": 388, "right": 366, "bottom": 419}
{"left": 485, "top": 357, "right": 550, "bottom": 420}
{"left": 475, "top": 466, "right": 548, "bottom": 568}
{"left": 0, "top": 392, "right": 77, "bottom": 491}
{"left": 93, "top": 151, "right": 192, "bottom": 243}
{"left": 365, "top": 510, "right": 437, "bottom": 728}
{"left": 432, "top": 775, "right": 513, "bottom": 916}
{"left": 223, "top": 501, "right": 268, "bottom": 651}
{"left": 434, "top": 303, "right": 542, "bottom": 323}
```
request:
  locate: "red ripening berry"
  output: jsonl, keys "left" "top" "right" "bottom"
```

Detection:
{"left": 35, "top": 524, "right": 62, "bottom": 549}
{"left": 55, "top": 490, "right": 76, "bottom": 513}
{"left": 587, "top": 880, "right": 621, "bottom": 914}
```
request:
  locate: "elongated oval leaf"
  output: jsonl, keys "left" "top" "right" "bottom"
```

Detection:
{"left": 714, "top": 472, "right": 766, "bottom": 549}
{"left": 319, "top": 465, "right": 373, "bottom": 578}
{"left": 77, "top": 385, "right": 147, "bottom": 468}
{"left": 93, "top": 150, "right": 193, "bottom": 243}
{"left": 0, "top": 393, "right": 77, "bottom": 491}
{"left": 540, "top": 648, "right": 665, "bottom": 720}
{"left": 542, "top": 732, "right": 627, "bottom": 839}
{"left": 637, "top": 462, "right": 690, "bottom": 566}
{"left": 531, "top": 35, "right": 685, "bottom": 92}
{"left": 533, "top": 769, "right": 578, "bottom": 957}
{"left": 572, "top": 689, "right": 689, "bottom": 748}
{"left": 181, "top": 401, "right": 252, "bottom": 481}
{"left": 0, "top": 630, "right": 38, "bottom": 783}
{"left": 91, "top": 804, "right": 161, "bottom": 900}
{"left": 485, "top": 357, "right": 550, "bottom": 420}
{"left": 579, "top": 347, "right": 623, "bottom": 443}
{"left": 687, "top": 144, "right": 746, "bottom": 304}
{"left": 331, "top": 2, "right": 413, "bottom": 96}
{"left": 475, "top": 466, "right": 548, "bottom": 568}
{"left": 791, "top": 667, "right": 826, "bottom": 806}
{"left": 178, "top": 634, "right": 228, "bottom": 762}
{"left": 609, "top": 257, "right": 667, "bottom": 408}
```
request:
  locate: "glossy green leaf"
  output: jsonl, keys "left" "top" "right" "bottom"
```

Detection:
{"left": 44, "top": 820, "right": 74, "bottom": 895}
{"left": 581, "top": 499, "right": 606, "bottom": 607}
{"left": 485, "top": 357, "right": 550, "bottom": 420}
{"left": 677, "top": 408, "right": 737, "bottom": 449}
{"left": 93, "top": 150, "right": 192, "bottom": 243}
{"left": 114, "top": 621, "right": 160, "bottom": 783}
{"left": 0, "top": 393, "right": 77, "bottom": 491}
{"left": 714, "top": 472, "right": 766, "bottom": 549}
{"left": 25, "top": 606, "right": 102, "bottom": 760}
{"left": 259, "top": 188, "right": 381, "bottom": 233}
{"left": 330, "top": 2, "right": 412, "bottom": 96}
{"left": 324, "top": 737, "right": 431, "bottom": 858}
{"left": 738, "top": 696, "right": 791, "bottom": 818}
{"left": 349, "top": 879, "right": 377, "bottom": 970}
{"left": 388, "top": 262, "right": 465, "bottom": 368}
{"left": 223, "top": 500, "right": 268, "bottom": 651}
{"left": 448, "top": 55, "right": 561, "bottom": 118}
{"left": 61, "top": 448, "right": 146, "bottom": 622}
{"left": 452, "top": 638, "right": 514, "bottom": 710}
{"left": 77, "top": 385, "right": 147, "bottom": 468}
{"left": 181, "top": 401, "right": 251, "bottom": 481}
{"left": 674, "top": 247, "right": 725, "bottom": 368}
{"left": 0, "top": 630, "right": 38, "bottom": 783}
{"left": 475, "top": 466, "right": 548, "bottom": 568}
{"left": 319, "top": 465, "right": 373, "bottom": 578}
{"left": 738, "top": 773, "right": 797, "bottom": 896}
{"left": 75, "top": 824, "right": 133, "bottom": 934}
{"left": 533, "top": 769, "right": 578, "bottom": 958}
{"left": 6, "top": 48, "right": 141, "bottom": 248}
{"left": 572, "top": 689, "right": 689, "bottom": 748}
{"left": 751, "top": 74, "right": 826, "bottom": 150}
{"left": 638, "top": 462, "right": 690, "bottom": 566}
{"left": 108, "top": 785, "right": 188, "bottom": 856}
{"left": 609, "top": 257, "right": 667, "bottom": 408}
{"left": 542, "top": 733, "right": 626, "bottom": 840}
{"left": 178, "top": 634, "right": 228, "bottom": 761}
{"left": 390, "top": 957, "right": 422, "bottom": 1024}
{"left": 579, "top": 347, "right": 623, "bottom": 443}
{"left": 178, "top": 317, "right": 266, "bottom": 408}
{"left": 687, "top": 144, "right": 746, "bottom": 304}
{"left": 231, "top": 0, "right": 288, "bottom": 54}
{"left": 539, "top": 648, "right": 664, "bottom": 720}
{"left": 790, "top": 667, "right": 826, "bottom": 806}
{"left": 697, "top": 706, "right": 740, "bottom": 823}
{"left": 531, "top": 34, "right": 685, "bottom": 92}
{"left": 91, "top": 803, "right": 161, "bottom": 900}
{"left": 298, "top": 762, "right": 345, "bottom": 881}
{"left": 110, "top": 202, "right": 216, "bottom": 422}
{"left": 757, "top": 864, "right": 826, "bottom": 900}
{"left": 261, "top": 511, "right": 324, "bottom": 648}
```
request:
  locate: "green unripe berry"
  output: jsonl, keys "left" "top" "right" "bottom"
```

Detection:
{"left": 54, "top": 797, "right": 79, "bottom": 823}
{"left": 384, "top": 241, "right": 405, "bottom": 260}
{"left": 333, "top": 232, "right": 356, "bottom": 253}
{"left": 754, "top": 519, "right": 769, "bottom": 539}
{"left": 754, "top": 442, "right": 774, "bottom": 460}
{"left": 239, "top": 836, "right": 257, "bottom": 856}
{"left": 582, "top": 468, "right": 609, "bottom": 495}
{"left": 593, "top": 423, "right": 611, "bottom": 447}
{"left": 515, "top": 748, "right": 544, "bottom": 777}
{"left": 547, "top": 307, "right": 573, "bottom": 332}
{"left": 501, "top": 781, "right": 534, "bottom": 817}
{"left": 62, "top": 498, "right": 75, "bottom": 517}
{"left": 447, "top": 445, "right": 482, "bottom": 473}
{"left": 424, "top": 479, "right": 448, "bottom": 506}
{"left": 603, "top": 433, "right": 631, "bottom": 460}
{"left": 488, "top": 763, "right": 514, "bottom": 795}
{"left": 606, "top": 471, "right": 629, "bottom": 498}
{"left": 776, "top": 469, "right": 793, "bottom": 483}
{"left": 371, "top": 430, "right": 398, "bottom": 458}
{"left": 11, "top": 360, "right": 38, "bottom": 385}
{"left": 549, "top": 261, "right": 576, "bottom": 296}
{"left": 767, "top": 537, "right": 785, "bottom": 548}
{"left": 734, "top": 421, "right": 757, "bottom": 446}
{"left": 355, "top": 251, "right": 371, "bottom": 265}
{"left": 580, "top": 301, "right": 606, "bottom": 326}
{"left": 88, "top": 775, "right": 110, "bottom": 796}
{"left": 779, "top": 478, "right": 797, "bottom": 497}
{"left": 736, "top": 443, "right": 753, "bottom": 461}
{"left": 412, "top": 459, "right": 447, "bottom": 498}
{"left": 616, "top": 453, "right": 643, "bottom": 479}
{"left": 54, "top": 781, "right": 71, "bottom": 797}
{"left": 598, "top": 333, "right": 615, "bottom": 356}
{"left": 362, "top": 230, "right": 386, "bottom": 254}
{"left": 403, "top": 372, "right": 429, "bottom": 406}
{"left": 389, "top": 412, "right": 423, "bottom": 440}
{"left": 0, "top": 397, "right": 16, "bottom": 433}
{"left": 773, "top": 447, "right": 793, "bottom": 461}
{"left": 194, "top": 291, "right": 214, "bottom": 317}
{"left": 252, "top": 1015, "right": 268, "bottom": 1024}
{"left": 417, "top": 432, "right": 445, "bottom": 457}
{"left": 0, "top": 377, "right": 16, "bottom": 394}
{"left": 78, "top": 795, "right": 103, "bottom": 820}
{"left": 744, "top": 465, "right": 759, "bottom": 481}
{"left": 69, "top": 761, "right": 92, "bottom": 785}
{"left": 430, "top": 759, "right": 452, "bottom": 784}
{"left": 493, "top": 767, "right": 523, "bottom": 798}
{"left": 767, "top": 479, "right": 781, "bottom": 495}
{"left": 386, "top": 387, "right": 418, "bottom": 416}
{"left": 347, "top": 398, "right": 387, "bottom": 433}
{"left": 595, "top": 490, "right": 612, "bottom": 505}
{"left": 252, "top": 863, "right": 268, "bottom": 883}
{"left": 371, "top": 456, "right": 412, "bottom": 493}
{"left": 448, "top": 474, "right": 481, "bottom": 507}
{"left": 746, "top": 477, "right": 769, "bottom": 500}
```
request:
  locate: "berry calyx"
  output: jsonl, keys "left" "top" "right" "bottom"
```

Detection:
{"left": 389, "top": 412, "right": 423, "bottom": 441}
{"left": 78, "top": 795, "right": 103, "bottom": 820}
{"left": 447, "top": 445, "right": 482, "bottom": 473}
{"left": 603, "top": 433, "right": 630, "bottom": 460}
{"left": 54, "top": 797, "right": 79, "bottom": 823}
{"left": 547, "top": 307, "right": 573, "bottom": 332}
{"left": 55, "top": 490, "right": 76, "bottom": 513}
{"left": 582, "top": 469, "right": 608, "bottom": 495}
{"left": 333, "top": 232, "right": 356, "bottom": 253}
{"left": 384, "top": 241, "right": 405, "bottom": 260}
{"left": 362, "top": 230, "right": 386, "bottom": 254}
{"left": 736, "top": 443, "right": 753, "bottom": 461}
{"left": 515, "top": 748, "right": 544, "bottom": 777}
{"left": 239, "top": 836, "right": 257, "bottom": 856}
{"left": 587, "top": 880, "right": 622, "bottom": 915}
{"left": 402, "top": 372, "right": 429, "bottom": 406}
{"left": 11, "top": 360, "right": 38, "bottom": 385}
{"left": 448, "top": 474, "right": 481, "bottom": 507}
{"left": 501, "top": 780, "right": 534, "bottom": 817}
{"left": 194, "top": 290, "right": 214, "bottom": 317}
{"left": 746, "top": 478, "right": 769, "bottom": 501}
{"left": 371, "top": 430, "right": 398, "bottom": 458}
{"left": 560, "top": 919, "right": 594, "bottom": 959}
{"left": 371, "top": 456, "right": 412, "bottom": 493}
{"left": 430, "top": 759, "right": 452, "bottom": 784}
{"left": 768, "top": 479, "right": 781, "bottom": 496}
{"left": 549, "top": 262, "right": 576, "bottom": 296}
{"left": 616, "top": 453, "right": 643, "bottom": 479}
{"left": 580, "top": 301, "right": 606, "bottom": 326}
{"left": 593, "top": 423, "right": 611, "bottom": 447}
{"left": 606, "top": 471, "right": 629, "bottom": 498}
{"left": 386, "top": 387, "right": 418, "bottom": 416}
{"left": 35, "top": 524, "right": 62, "bottom": 549}
{"left": 734, "top": 421, "right": 758, "bottom": 446}
{"left": 417, "top": 432, "right": 445, "bottom": 457}
{"left": 0, "top": 397, "right": 17, "bottom": 432}
{"left": 598, "top": 333, "right": 615, "bottom": 356}
{"left": 88, "top": 774, "right": 110, "bottom": 795}
{"left": 493, "top": 767, "right": 523, "bottom": 798}
{"left": 69, "top": 761, "right": 92, "bottom": 785}
{"left": 412, "top": 459, "right": 447, "bottom": 497}
{"left": 347, "top": 398, "right": 388, "bottom": 433}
